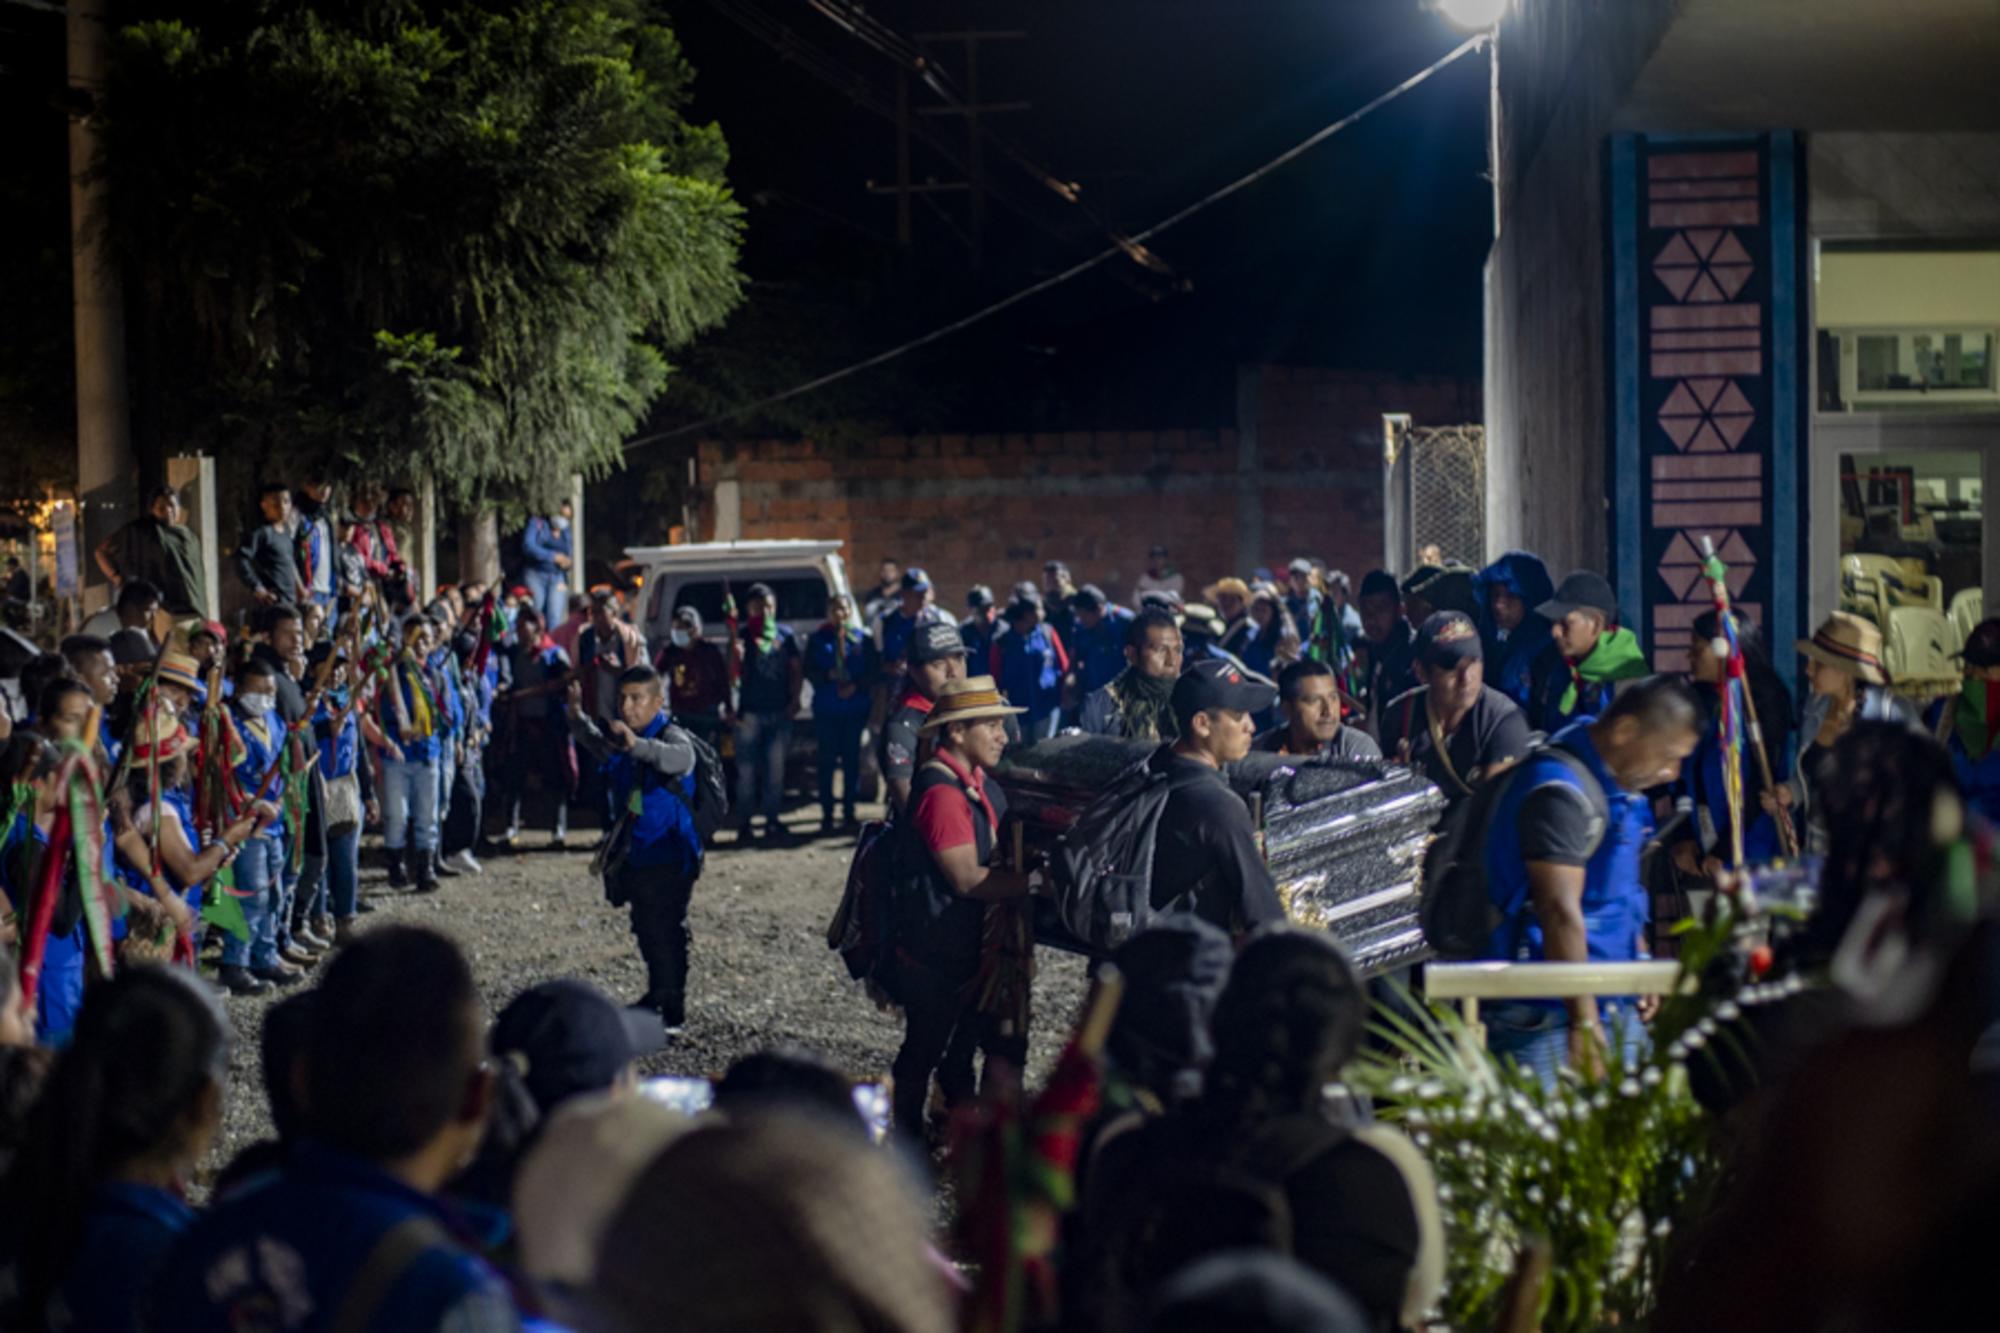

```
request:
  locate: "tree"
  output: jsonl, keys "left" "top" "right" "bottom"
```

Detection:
{"left": 98, "top": 0, "right": 744, "bottom": 515}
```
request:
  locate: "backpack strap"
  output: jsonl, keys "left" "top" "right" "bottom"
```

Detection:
{"left": 329, "top": 1214, "right": 453, "bottom": 1333}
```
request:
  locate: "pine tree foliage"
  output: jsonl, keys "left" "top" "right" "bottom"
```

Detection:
{"left": 100, "top": 0, "right": 743, "bottom": 511}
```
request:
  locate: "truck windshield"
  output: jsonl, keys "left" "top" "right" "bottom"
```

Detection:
{"left": 674, "top": 576, "right": 828, "bottom": 625}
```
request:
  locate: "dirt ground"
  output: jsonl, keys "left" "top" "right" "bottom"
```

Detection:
{"left": 207, "top": 800, "right": 1089, "bottom": 1175}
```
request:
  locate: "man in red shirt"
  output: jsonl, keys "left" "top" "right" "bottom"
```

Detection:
{"left": 889, "top": 676, "right": 1038, "bottom": 1141}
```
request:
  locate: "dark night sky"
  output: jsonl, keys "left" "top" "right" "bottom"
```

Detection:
{"left": 661, "top": 0, "right": 1493, "bottom": 431}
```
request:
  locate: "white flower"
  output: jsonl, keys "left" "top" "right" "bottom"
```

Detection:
{"left": 1619, "top": 1078, "right": 1642, "bottom": 1098}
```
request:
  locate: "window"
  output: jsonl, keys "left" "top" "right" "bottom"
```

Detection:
{"left": 672, "top": 576, "right": 828, "bottom": 626}
{"left": 1856, "top": 331, "right": 1993, "bottom": 392}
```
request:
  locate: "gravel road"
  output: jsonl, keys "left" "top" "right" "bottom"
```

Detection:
{"left": 207, "top": 802, "right": 1089, "bottom": 1177}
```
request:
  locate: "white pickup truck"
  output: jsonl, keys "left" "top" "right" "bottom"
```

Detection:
{"left": 625, "top": 539, "right": 854, "bottom": 655}
{"left": 624, "top": 540, "right": 871, "bottom": 799}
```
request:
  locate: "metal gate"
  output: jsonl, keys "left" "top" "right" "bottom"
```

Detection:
{"left": 1383, "top": 415, "right": 1485, "bottom": 571}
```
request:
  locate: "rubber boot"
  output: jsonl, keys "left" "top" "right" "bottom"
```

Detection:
{"left": 385, "top": 846, "right": 408, "bottom": 891}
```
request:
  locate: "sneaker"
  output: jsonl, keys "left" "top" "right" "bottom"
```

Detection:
{"left": 450, "top": 849, "right": 483, "bottom": 875}
{"left": 279, "top": 946, "right": 321, "bottom": 969}
{"left": 433, "top": 853, "right": 461, "bottom": 879}
{"left": 310, "top": 914, "right": 335, "bottom": 939}
{"left": 218, "top": 965, "right": 271, "bottom": 997}
{"left": 293, "top": 924, "right": 332, "bottom": 952}
{"left": 252, "top": 964, "right": 306, "bottom": 987}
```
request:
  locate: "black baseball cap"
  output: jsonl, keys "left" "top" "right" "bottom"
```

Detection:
{"left": 908, "top": 620, "right": 969, "bottom": 665}
{"left": 491, "top": 979, "right": 667, "bottom": 1114}
{"left": 900, "top": 568, "right": 932, "bottom": 593}
{"left": 966, "top": 584, "right": 995, "bottom": 611}
{"left": 1171, "top": 656, "right": 1279, "bottom": 719}
{"left": 1537, "top": 570, "right": 1618, "bottom": 623}
{"left": 1415, "top": 610, "right": 1482, "bottom": 668}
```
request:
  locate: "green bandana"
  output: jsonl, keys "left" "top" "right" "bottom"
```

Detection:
{"left": 1110, "top": 668, "right": 1180, "bottom": 743}
{"left": 1952, "top": 676, "right": 2000, "bottom": 762}
{"left": 1558, "top": 626, "right": 1650, "bottom": 715}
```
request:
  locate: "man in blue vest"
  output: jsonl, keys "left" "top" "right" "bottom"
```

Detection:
{"left": 149, "top": 927, "right": 519, "bottom": 1332}
{"left": 569, "top": 666, "right": 705, "bottom": 1030}
{"left": 1480, "top": 676, "right": 1701, "bottom": 1083}
{"left": 520, "top": 501, "right": 574, "bottom": 628}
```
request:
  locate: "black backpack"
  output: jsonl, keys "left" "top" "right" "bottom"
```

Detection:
{"left": 1418, "top": 743, "right": 1609, "bottom": 958}
{"left": 678, "top": 730, "right": 729, "bottom": 846}
{"left": 1047, "top": 758, "right": 1181, "bottom": 952}
{"left": 827, "top": 818, "right": 899, "bottom": 994}
{"left": 1100, "top": 1114, "right": 1349, "bottom": 1320}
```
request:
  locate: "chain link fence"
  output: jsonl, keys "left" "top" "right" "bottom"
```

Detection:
{"left": 1384, "top": 418, "right": 1485, "bottom": 570}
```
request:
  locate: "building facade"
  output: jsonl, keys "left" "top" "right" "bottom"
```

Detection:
{"left": 1485, "top": 0, "right": 2000, "bottom": 671}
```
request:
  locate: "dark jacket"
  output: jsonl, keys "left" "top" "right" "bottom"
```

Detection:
{"left": 1477, "top": 551, "right": 1558, "bottom": 708}
{"left": 234, "top": 523, "right": 300, "bottom": 604}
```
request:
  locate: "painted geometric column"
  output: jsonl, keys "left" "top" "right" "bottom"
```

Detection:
{"left": 1606, "top": 133, "right": 1809, "bottom": 675}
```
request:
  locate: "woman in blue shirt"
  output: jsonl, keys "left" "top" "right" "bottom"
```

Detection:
{"left": 112, "top": 718, "right": 267, "bottom": 968}
{"left": 0, "top": 965, "right": 228, "bottom": 1333}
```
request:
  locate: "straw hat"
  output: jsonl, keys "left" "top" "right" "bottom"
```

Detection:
{"left": 1204, "top": 576, "right": 1252, "bottom": 605}
{"left": 130, "top": 713, "right": 195, "bottom": 766}
{"left": 1180, "top": 602, "right": 1226, "bottom": 638}
{"left": 917, "top": 675, "right": 1026, "bottom": 735}
{"left": 157, "top": 651, "right": 203, "bottom": 695}
{"left": 1797, "top": 611, "right": 1888, "bottom": 685}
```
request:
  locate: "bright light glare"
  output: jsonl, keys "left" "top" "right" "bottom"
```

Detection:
{"left": 1433, "top": 0, "right": 1508, "bottom": 30}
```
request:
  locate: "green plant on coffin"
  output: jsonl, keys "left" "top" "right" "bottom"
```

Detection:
{"left": 1346, "top": 899, "right": 1799, "bottom": 1331}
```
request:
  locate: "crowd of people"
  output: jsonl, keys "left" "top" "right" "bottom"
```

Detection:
{"left": 7, "top": 483, "right": 2000, "bottom": 1330}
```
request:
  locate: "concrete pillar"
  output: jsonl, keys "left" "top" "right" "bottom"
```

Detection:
{"left": 415, "top": 476, "right": 438, "bottom": 604}
{"left": 69, "top": 0, "right": 134, "bottom": 613}
{"left": 568, "top": 473, "right": 586, "bottom": 594}
{"left": 166, "top": 455, "right": 220, "bottom": 620}
{"left": 459, "top": 508, "right": 500, "bottom": 587}
{"left": 1234, "top": 365, "right": 1264, "bottom": 577}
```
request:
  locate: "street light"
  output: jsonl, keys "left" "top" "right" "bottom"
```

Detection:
{"left": 1432, "top": 0, "right": 1508, "bottom": 31}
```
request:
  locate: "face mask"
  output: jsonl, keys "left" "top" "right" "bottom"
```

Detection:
{"left": 552, "top": 515, "right": 570, "bottom": 533}
{"left": 670, "top": 629, "right": 691, "bottom": 649}
{"left": 237, "top": 692, "right": 275, "bottom": 717}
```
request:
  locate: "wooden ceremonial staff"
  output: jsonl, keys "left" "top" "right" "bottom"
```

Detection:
{"left": 1700, "top": 536, "right": 1800, "bottom": 860}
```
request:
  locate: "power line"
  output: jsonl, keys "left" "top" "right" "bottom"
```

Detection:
{"left": 625, "top": 31, "right": 1486, "bottom": 455}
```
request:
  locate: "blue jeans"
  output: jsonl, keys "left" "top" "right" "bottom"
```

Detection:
{"left": 524, "top": 567, "right": 568, "bottom": 628}
{"left": 435, "top": 739, "right": 458, "bottom": 842}
{"left": 734, "top": 711, "right": 791, "bottom": 824}
{"left": 814, "top": 711, "right": 866, "bottom": 818}
{"left": 325, "top": 827, "right": 361, "bottom": 920}
{"left": 1485, "top": 999, "right": 1649, "bottom": 1088}
{"left": 221, "top": 837, "right": 284, "bottom": 970}
{"left": 382, "top": 756, "right": 440, "bottom": 852}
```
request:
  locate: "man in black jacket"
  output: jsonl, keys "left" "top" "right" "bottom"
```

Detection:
{"left": 1148, "top": 659, "right": 1286, "bottom": 934}
{"left": 235, "top": 483, "right": 301, "bottom": 607}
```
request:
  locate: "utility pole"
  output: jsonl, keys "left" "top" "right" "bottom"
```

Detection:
{"left": 915, "top": 29, "right": 1026, "bottom": 272}
{"left": 68, "top": 0, "right": 135, "bottom": 608}
{"left": 866, "top": 28, "right": 1028, "bottom": 271}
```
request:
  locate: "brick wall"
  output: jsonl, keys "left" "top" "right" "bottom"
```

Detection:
{"left": 696, "top": 367, "right": 1480, "bottom": 608}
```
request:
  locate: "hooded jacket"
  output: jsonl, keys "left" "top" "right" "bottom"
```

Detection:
{"left": 1527, "top": 625, "right": 1649, "bottom": 732}
{"left": 1477, "top": 551, "right": 1557, "bottom": 707}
